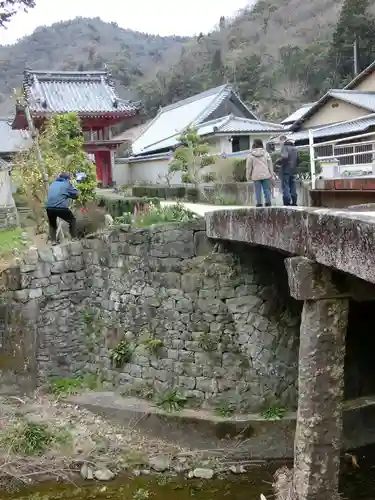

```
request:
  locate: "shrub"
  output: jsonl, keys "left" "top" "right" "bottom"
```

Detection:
{"left": 233, "top": 159, "right": 247, "bottom": 182}
{"left": 114, "top": 202, "right": 199, "bottom": 227}
{"left": 75, "top": 202, "right": 107, "bottom": 236}
{"left": 155, "top": 389, "right": 187, "bottom": 412}
{"left": 271, "top": 149, "right": 321, "bottom": 180}
{"left": 97, "top": 196, "right": 160, "bottom": 218}
{"left": 110, "top": 339, "right": 133, "bottom": 368}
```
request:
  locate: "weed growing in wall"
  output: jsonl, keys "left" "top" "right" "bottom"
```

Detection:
{"left": 82, "top": 308, "right": 103, "bottom": 353}
{"left": 110, "top": 339, "right": 133, "bottom": 368}
{"left": 142, "top": 337, "right": 164, "bottom": 355}
{"left": 197, "top": 331, "right": 218, "bottom": 352}
{"left": 155, "top": 389, "right": 187, "bottom": 413}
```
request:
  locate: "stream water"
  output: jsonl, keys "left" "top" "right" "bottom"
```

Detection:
{"left": 4, "top": 446, "right": 375, "bottom": 500}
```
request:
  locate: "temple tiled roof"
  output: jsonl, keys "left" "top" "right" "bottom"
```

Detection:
{"left": 22, "top": 70, "right": 140, "bottom": 116}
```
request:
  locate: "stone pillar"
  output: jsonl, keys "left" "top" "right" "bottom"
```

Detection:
{"left": 285, "top": 257, "right": 349, "bottom": 500}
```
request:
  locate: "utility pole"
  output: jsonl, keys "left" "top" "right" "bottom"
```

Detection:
{"left": 353, "top": 38, "right": 359, "bottom": 76}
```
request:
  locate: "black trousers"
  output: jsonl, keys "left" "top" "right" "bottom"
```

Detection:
{"left": 46, "top": 208, "right": 77, "bottom": 242}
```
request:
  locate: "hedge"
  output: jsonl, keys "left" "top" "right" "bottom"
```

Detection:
{"left": 132, "top": 185, "right": 199, "bottom": 202}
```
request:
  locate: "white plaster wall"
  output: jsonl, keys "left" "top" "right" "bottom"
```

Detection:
{"left": 219, "top": 134, "right": 275, "bottom": 154}
{"left": 131, "top": 159, "right": 182, "bottom": 185}
{"left": 0, "top": 170, "right": 15, "bottom": 207}
{"left": 113, "top": 162, "right": 131, "bottom": 186}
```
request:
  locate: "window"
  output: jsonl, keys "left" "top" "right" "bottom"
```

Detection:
{"left": 231, "top": 135, "right": 250, "bottom": 152}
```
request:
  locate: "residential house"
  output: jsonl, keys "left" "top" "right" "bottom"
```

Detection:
{"left": 286, "top": 60, "right": 375, "bottom": 176}
{"left": 114, "top": 84, "right": 284, "bottom": 185}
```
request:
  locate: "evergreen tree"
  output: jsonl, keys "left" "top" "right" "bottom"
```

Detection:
{"left": 329, "top": 0, "right": 375, "bottom": 82}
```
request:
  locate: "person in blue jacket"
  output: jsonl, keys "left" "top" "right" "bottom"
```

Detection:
{"left": 45, "top": 173, "right": 78, "bottom": 243}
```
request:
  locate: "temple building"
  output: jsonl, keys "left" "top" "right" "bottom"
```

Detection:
{"left": 11, "top": 70, "right": 141, "bottom": 186}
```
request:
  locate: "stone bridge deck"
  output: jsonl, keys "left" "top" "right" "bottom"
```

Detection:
{"left": 205, "top": 205, "right": 375, "bottom": 500}
{"left": 205, "top": 206, "right": 375, "bottom": 285}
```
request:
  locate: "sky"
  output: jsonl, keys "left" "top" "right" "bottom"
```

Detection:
{"left": 0, "top": 0, "right": 251, "bottom": 45}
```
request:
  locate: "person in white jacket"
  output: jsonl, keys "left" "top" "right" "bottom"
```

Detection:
{"left": 246, "top": 139, "right": 274, "bottom": 207}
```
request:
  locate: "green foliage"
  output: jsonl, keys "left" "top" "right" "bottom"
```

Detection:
{"left": 0, "top": 0, "right": 35, "bottom": 27}
{"left": 215, "top": 401, "right": 235, "bottom": 418}
{"left": 233, "top": 159, "right": 247, "bottom": 182}
{"left": 155, "top": 389, "right": 187, "bottom": 412}
{"left": 261, "top": 405, "right": 287, "bottom": 420}
{"left": 49, "top": 113, "right": 97, "bottom": 205}
{"left": 0, "top": 17, "right": 187, "bottom": 110}
{"left": 48, "top": 374, "right": 101, "bottom": 396}
{"left": 0, "top": 227, "right": 27, "bottom": 259}
{"left": 143, "top": 337, "right": 164, "bottom": 355}
{"left": 13, "top": 113, "right": 96, "bottom": 211}
{"left": 133, "top": 489, "right": 150, "bottom": 500}
{"left": 132, "top": 185, "right": 194, "bottom": 200}
{"left": 271, "top": 149, "right": 321, "bottom": 180}
{"left": 197, "top": 332, "right": 218, "bottom": 351}
{"left": 110, "top": 339, "right": 133, "bottom": 368}
{"left": 169, "top": 128, "right": 215, "bottom": 186}
{"left": 2, "top": 421, "right": 65, "bottom": 456}
{"left": 113, "top": 202, "right": 198, "bottom": 227}
{"left": 97, "top": 196, "right": 160, "bottom": 218}
{"left": 329, "top": 0, "right": 375, "bottom": 82}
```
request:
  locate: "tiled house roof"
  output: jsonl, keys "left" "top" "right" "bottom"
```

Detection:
{"left": 132, "top": 84, "right": 258, "bottom": 156}
{"left": 291, "top": 90, "right": 375, "bottom": 130}
{"left": 291, "top": 114, "right": 375, "bottom": 142}
{"left": 281, "top": 103, "right": 316, "bottom": 125}
{"left": 0, "top": 117, "right": 31, "bottom": 153}
{"left": 127, "top": 115, "right": 283, "bottom": 158}
{"left": 22, "top": 70, "right": 140, "bottom": 117}
{"left": 213, "top": 115, "right": 285, "bottom": 134}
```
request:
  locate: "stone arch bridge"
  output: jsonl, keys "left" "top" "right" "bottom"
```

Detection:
{"left": 206, "top": 205, "right": 375, "bottom": 500}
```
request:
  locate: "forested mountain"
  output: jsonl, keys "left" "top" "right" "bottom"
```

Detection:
{"left": 1, "top": 0, "right": 375, "bottom": 121}
{"left": 0, "top": 17, "right": 188, "bottom": 113}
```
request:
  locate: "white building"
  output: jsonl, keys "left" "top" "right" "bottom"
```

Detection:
{"left": 113, "top": 84, "right": 284, "bottom": 185}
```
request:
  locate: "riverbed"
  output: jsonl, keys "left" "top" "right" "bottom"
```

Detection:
{"left": 4, "top": 445, "right": 375, "bottom": 500}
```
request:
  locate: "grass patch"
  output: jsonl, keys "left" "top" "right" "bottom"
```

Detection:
{"left": 261, "top": 405, "right": 287, "bottom": 420}
{"left": 214, "top": 401, "right": 235, "bottom": 418}
{"left": 0, "top": 228, "right": 26, "bottom": 259}
{"left": 155, "top": 389, "right": 187, "bottom": 413}
{"left": 133, "top": 488, "right": 150, "bottom": 500}
{"left": 48, "top": 374, "right": 101, "bottom": 397}
{"left": 2, "top": 421, "right": 71, "bottom": 456}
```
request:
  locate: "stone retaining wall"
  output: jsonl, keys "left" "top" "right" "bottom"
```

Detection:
{"left": 0, "top": 220, "right": 301, "bottom": 411}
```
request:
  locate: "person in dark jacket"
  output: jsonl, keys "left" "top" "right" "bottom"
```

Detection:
{"left": 279, "top": 137, "right": 299, "bottom": 206}
{"left": 45, "top": 173, "right": 78, "bottom": 243}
